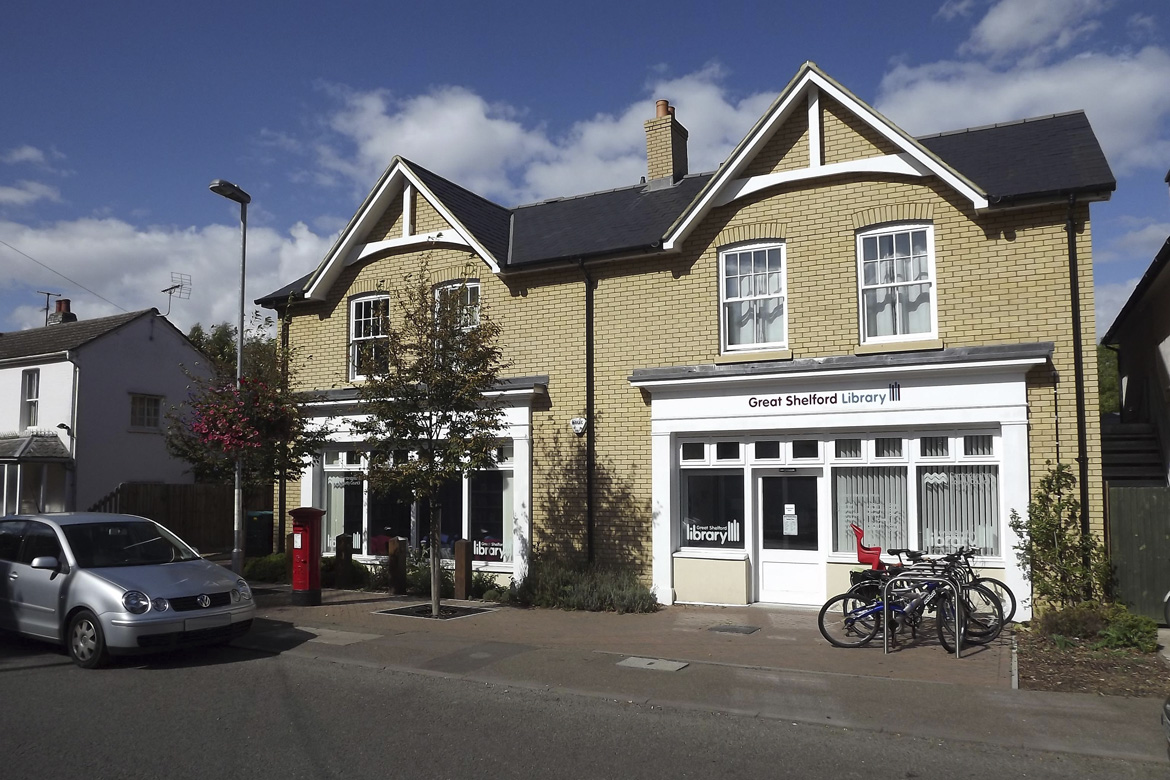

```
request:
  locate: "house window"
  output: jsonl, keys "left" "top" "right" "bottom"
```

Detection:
{"left": 130, "top": 394, "right": 162, "bottom": 429}
{"left": 720, "top": 243, "right": 787, "bottom": 351}
{"left": 434, "top": 280, "right": 480, "bottom": 330}
{"left": 350, "top": 295, "right": 390, "bottom": 379}
{"left": 19, "top": 369, "right": 39, "bottom": 429}
{"left": 857, "top": 223, "right": 935, "bottom": 343}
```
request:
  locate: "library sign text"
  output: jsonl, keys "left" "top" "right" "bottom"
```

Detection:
{"left": 748, "top": 383, "right": 902, "bottom": 410}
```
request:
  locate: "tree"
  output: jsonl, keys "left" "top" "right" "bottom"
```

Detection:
{"left": 1008, "top": 462, "right": 1112, "bottom": 612}
{"left": 1097, "top": 345, "right": 1119, "bottom": 414}
{"left": 166, "top": 319, "right": 329, "bottom": 489}
{"left": 353, "top": 262, "right": 508, "bottom": 616}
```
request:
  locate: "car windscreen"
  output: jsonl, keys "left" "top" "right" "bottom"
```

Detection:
{"left": 62, "top": 521, "right": 202, "bottom": 568}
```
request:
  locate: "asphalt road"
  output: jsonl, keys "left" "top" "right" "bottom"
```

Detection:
{"left": 0, "top": 635, "right": 1165, "bottom": 780}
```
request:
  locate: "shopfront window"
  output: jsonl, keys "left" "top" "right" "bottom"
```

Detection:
{"left": 469, "top": 470, "right": 514, "bottom": 563}
{"left": 680, "top": 471, "right": 744, "bottom": 549}
{"left": 918, "top": 465, "right": 999, "bottom": 555}
{"left": 832, "top": 466, "right": 908, "bottom": 553}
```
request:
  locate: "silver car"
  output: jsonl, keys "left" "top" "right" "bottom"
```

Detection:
{"left": 0, "top": 512, "right": 255, "bottom": 668}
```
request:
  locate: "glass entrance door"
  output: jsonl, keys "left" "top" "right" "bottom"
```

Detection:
{"left": 757, "top": 473, "right": 824, "bottom": 604}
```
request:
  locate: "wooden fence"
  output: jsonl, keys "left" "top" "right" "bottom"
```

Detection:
{"left": 1108, "top": 485, "right": 1170, "bottom": 621}
{"left": 89, "top": 483, "right": 273, "bottom": 555}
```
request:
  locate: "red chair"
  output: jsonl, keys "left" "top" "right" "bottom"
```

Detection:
{"left": 849, "top": 523, "right": 886, "bottom": 570}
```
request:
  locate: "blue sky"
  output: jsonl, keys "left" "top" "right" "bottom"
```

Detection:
{"left": 1, "top": 0, "right": 1167, "bottom": 339}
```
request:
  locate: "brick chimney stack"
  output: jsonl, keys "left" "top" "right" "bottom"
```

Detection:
{"left": 47, "top": 299, "right": 77, "bottom": 326}
{"left": 644, "top": 99, "right": 689, "bottom": 185}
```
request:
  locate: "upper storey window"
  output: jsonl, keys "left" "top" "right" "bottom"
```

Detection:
{"left": 857, "top": 224, "right": 936, "bottom": 344}
{"left": 350, "top": 295, "right": 390, "bottom": 380}
{"left": 20, "top": 369, "right": 39, "bottom": 429}
{"left": 434, "top": 280, "right": 480, "bottom": 331}
{"left": 720, "top": 243, "right": 787, "bottom": 352}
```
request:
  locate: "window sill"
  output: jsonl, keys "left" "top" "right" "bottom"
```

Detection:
{"left": 127, "top": 427, "right": 163, "bottom": 435}
{"left": 853, "top": 339, "right": 943, "bottom": 356}
{"left": 715, "top": 349, "right": 792, "bottom": 364}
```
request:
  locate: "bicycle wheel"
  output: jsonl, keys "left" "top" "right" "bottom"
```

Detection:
{"left": 972, "top": 576, "right": 1016, "bottom": 623}
{"left": 960, "top": 582, "right": 1004, "bottom": 644}
{"left": 818, "top": 593, "right": 881, "bottom": 648}
{"left": 935, "top": 588, "right": 961, "bottom": 653}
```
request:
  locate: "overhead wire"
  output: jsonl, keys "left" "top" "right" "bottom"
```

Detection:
{"left": 0, "top": 237, "right": 128, "bottom": 312}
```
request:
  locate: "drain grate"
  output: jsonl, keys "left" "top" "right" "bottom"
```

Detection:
{"left": 617, "top": 656, "right": 688, "bottom": 672}
{"left": 707, "top": 624, "right": 760, "bottom": 635}
{"left": 376, "top": 604, "right": 493, "bottom": 620}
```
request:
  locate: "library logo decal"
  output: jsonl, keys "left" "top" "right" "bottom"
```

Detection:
{"left": 685, "top": 518, "right": 742, "bottom": 546}
{"left": 748, "top": 382, "right": 903, "bottom": 410}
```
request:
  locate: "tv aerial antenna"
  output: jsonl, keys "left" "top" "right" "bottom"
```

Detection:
{"left": 161, "top": 272, "right": 192, "bottom": 316}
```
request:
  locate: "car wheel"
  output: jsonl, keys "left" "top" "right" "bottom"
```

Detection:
{"left": 68, "top": 610, "right": 110, "bottom": 669}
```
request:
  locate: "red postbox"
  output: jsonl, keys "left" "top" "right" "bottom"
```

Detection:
{"left": 289, "top": 506, "right": 324, "bottom": 606}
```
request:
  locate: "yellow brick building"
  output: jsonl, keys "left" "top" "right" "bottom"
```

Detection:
{"left": 259, "top": 63, "right": 1114, "bottom": 619}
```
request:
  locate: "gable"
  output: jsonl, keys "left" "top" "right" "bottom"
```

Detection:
{"left": 301, "top": 158, "right": 510, "bottom": 303}
{"left": 664, "top": 61, "right": 989, "bottom": 251}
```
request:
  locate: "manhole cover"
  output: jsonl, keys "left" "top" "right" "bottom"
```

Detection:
{"left": 376, "top": 604, "right": 493, "bottom": 620}
{"left": 617, "top": 656, "right": 688, "bottom": 672}
{"left": 707, "top": 624, "right": 760, "bottom": 635}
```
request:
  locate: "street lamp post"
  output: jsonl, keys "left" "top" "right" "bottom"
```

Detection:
{"left": 209, "top": 178, "right": 251, "bottom": 575}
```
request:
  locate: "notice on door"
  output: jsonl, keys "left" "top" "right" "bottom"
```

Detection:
{"left": 783, "top": 514, "right": 799, "bottom": 535}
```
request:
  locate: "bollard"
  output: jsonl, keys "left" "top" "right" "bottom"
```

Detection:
{"left": 285, "top": 533, "right": 295, "bottom": 583}
{"left": 385, "top": 537, "right": 408, "bottom": 595}
{"left": 335, "top": 534, "right": 352, "bottom": 590}
{"left": 454, "top": 539, "right": 472, "bottom": 600}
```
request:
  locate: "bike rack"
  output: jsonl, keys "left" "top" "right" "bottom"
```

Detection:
{"left": 881, "top": 570, "right": 964, "bottom": 659}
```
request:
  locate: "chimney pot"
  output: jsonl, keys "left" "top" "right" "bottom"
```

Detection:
{"left": 56, "top": 299, "right": 70, "bottom": 314}
{"left": 656, "top": 99, "right": 670, "bottom": 118}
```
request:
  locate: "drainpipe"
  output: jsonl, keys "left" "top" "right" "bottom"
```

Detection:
{"left": 578, "top": 259, "right": 596, "bottom": 563}
{"left": 1065, "top": 194, "right": 1092, "bottom": 543}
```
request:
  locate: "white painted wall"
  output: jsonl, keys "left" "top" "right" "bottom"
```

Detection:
{"left": 71, "top": 315, "right": 210, "bottom": 509}
{"left": 0, "top": 359, "right": 75, "bottom": 439}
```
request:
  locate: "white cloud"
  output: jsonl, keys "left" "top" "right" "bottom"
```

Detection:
{"left": 875, "top": 47, "right": 1170, "bottom": 175}
{"left": 960, "top": 0, "right": 1110, "bottom": 60}
{"left": 2, "top": 146, "right": 47, "bottom": 165}
{"left": 935, "top": 0, "right": 978, "bottom": 22}
{"left": 0, "top": 180, "right": 61, "bottom": 206}
{"left": 0, "top": 217, "right": 332, "bottom": 334}
{"left": 313, "top": 64, "right": 775, "bottom": 206}
{"left": 1096, "top": 276, "right": 1143, "bottom": 339}
{"left": 1095, "top": 219, "right": 1170, "bottom": 264}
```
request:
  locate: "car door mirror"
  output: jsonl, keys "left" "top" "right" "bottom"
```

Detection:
{"left": 30, "top": 556, "right": 60, "bottom": 571}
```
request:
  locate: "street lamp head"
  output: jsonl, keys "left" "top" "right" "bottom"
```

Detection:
{"left": 209, "top": 179, "right": 251, "bottom": 205}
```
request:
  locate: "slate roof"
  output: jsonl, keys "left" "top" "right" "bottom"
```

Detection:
{"left": 258, "top": 108, "right": 1114, "bottom": 304}
{"left": 916, "top": 112, "right": 1115, "bottom": 205}
{"left": 408, "top": 160, "right": 512, "bottom": 263}
{"left": 0, "top": 433, "right": 71, "bottom": 461}
{"left": 509, "top": 174, "right": 713, "bottom": 266}
{"left": 0, "top": 310, "right": 153, "bottom": 362}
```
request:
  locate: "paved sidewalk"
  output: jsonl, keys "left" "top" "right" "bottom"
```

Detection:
{"left": 237, "top": 587, "right": 1166, "bottom": 764}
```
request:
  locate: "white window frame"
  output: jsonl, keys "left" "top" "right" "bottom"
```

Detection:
{"left": 19, "top": 369, "right": 39, "bottom": 429}
{"left": 433, "top": 279, "right": 480, "bottom": 331}
{"left": 719, "top": 242, "right": 788, "bottom": 353}
{"left": 856, "top": 223, "right": 937, "bottom": 345}
{"left": 129, "top": 394, "right": 163, "bottom": 430}
{"left": 349, "top": 294, "right": 391, "bottom": 380}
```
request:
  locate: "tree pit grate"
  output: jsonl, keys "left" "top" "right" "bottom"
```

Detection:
{"left": 376, "top": 604, "right": 494, "bottom": 620}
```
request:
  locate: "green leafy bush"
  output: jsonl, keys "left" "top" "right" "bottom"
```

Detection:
{"left": 244, "top": 552, "right": 290, "bottom": 583}
{"left": 1033, "top": 602, "right": 1158, "bottom": 652}
{"left": 405, "top": 549, "right": 454, "bottom": 598}
{"left": 1093, "top": 607, "right": 1158, "bottom": 653}
{"left": 512, "top": 556, "right": 658, "bottom": 614}
{"left": 320, "top": 556, "right": 372, "bottom": 589}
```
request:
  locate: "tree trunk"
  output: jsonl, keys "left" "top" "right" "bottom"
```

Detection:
{"left": 430, "top": 504, "right": 441, "bottom": 617}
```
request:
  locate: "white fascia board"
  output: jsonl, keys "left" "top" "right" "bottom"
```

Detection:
{"left": 305, "top": 165, "right": 502, "bottom": 302}
{"left": 713, "top": 153, "right": 932, "bottom": 208}
{"left": 806, "top": 71, "right": 989, "bottom": 210}
{"left": 355, "top": 231, "right": 471, "bottom": 262}
{"left": 663, "top": 83, "right": 807, "bottom": 251}
{"left": 629, "top": 356, "right": 1047, "bottom": 391}
{"left": 305, "top": 164, "right": 407, "bottom": 301}
{"left": 663, "top": 69, "right": 990, "bottom": 251}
